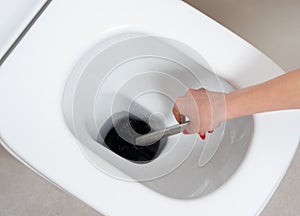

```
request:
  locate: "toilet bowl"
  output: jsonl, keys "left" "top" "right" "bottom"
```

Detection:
{"left": 62, "top": 33, "right": 254, "bottom": 198}
{"left": 0, "top": 0, "right": 299, "bottom": 215}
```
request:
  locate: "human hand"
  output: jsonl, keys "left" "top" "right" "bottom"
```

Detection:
{"left": 172, "top": 88, "right": 227, "bottom": 139}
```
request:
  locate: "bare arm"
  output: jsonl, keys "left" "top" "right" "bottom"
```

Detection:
{"left": 173, "top": 69, "right": 300, "bottom": 137}
{"left": 226, "top": 69, "right": 300, "bottom": 119}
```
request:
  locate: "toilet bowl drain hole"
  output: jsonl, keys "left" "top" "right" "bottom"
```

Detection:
{"left": 99, "top": 112, "right": 165, "bottom": 162}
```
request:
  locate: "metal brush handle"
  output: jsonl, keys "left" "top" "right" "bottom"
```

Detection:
{"left": 135, "top": 121, "right": 190, "bottom": 146}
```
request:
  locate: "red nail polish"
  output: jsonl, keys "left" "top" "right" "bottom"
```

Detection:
{"left": 208, "top": 130, "right": 214, "bottom": 133}
{"left": 199, "top": 133, "right": 206, "bottom": 140}
{"left": 183, "top": 129, "right": 189, "bottom": 134}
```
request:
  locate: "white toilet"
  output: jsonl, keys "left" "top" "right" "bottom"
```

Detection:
{"left": 0, "top": 0, "right": 299, "bottom": 215}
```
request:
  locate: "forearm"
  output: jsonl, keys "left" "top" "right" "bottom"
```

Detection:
{"left": 225, "top": 69, "right": 300, "bottom": 120}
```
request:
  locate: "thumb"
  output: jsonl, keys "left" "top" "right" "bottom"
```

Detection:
{"left": 172, "top": 104, "right": 182, "bottom": 123}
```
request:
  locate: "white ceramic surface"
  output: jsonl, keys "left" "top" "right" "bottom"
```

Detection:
{"left": 0, "top": 0, "right": 299, "bottom": 215}
{"left": 0, "top": 0, "right": 47, "bottom": 59}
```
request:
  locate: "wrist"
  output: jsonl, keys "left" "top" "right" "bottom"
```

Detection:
{"left": 224, "top": 89, "right": 246, "bottom": 120}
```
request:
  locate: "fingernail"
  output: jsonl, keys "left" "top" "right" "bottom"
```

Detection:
{"left": 208, "top": 130, "right": 214, "bottom": 133}
{"left": 183, "top": 129, "right": 189, "bottom": 134}
{"left": 199, "top": 133, "right": 206, "bottom": 140}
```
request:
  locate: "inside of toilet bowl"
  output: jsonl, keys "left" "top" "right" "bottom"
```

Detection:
{"left": 99, "top": 111, "right": 167, "bottom": 163}
{"left": 62, "top": 33, "right": 253, "bottom": 196}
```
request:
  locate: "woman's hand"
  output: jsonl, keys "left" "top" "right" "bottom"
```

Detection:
{"left": 172, "top": 69, "right": 300, "bottom": 140}
{"left": 172, "top": 88, "right": 227, "bottom": 139}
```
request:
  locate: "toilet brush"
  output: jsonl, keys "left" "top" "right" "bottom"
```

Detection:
{"left": 135, "top": 121, "right": 190, "bottom": 146}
